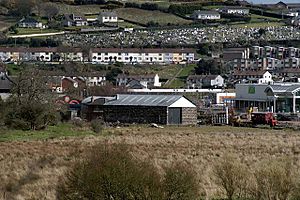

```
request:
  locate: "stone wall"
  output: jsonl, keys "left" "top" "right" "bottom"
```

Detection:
{"left": 181, "top": 107, "right": 197, "bottom": 125}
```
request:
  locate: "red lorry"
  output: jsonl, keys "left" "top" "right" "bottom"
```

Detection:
{"left": 251, "top": 112, "right": 277, "bottom": 127}
{"left": 232, "top": 112, "right": 277, "bottom": 127}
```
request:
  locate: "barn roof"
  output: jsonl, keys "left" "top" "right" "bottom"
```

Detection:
{"left": 104, "top": 94, "right": 187, "bottom": 107}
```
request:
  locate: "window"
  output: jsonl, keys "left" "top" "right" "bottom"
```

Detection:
{"left": 105, "top": 53, "right": 108, "bottom": 55}
{"left": 98, "top": 53, "right": 101, "bottom": 55}
{"left": 118, "top": 53, "right": 121, "bottom": 55}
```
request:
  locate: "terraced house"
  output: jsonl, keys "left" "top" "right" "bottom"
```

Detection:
{"left": 0, "top": 47, "right": 83, "bottom": 62}
{"left": 0, "top": 47, "right": 195, "bottom": 64}
{"left": 90, "top": 48, "right": 195, "bottom": 64}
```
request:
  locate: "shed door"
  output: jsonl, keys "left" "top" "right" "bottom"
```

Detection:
{"left": 168, "top": 108, "right": 182, "bottom": 124}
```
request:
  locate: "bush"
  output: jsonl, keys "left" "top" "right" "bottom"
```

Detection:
{"left": 251, "top": 159, "right": 296, "bottom": 200}
{"left": 71, "top": 117, "right": 85, "bottom": 128}
{"left": 163, "top": 163, "right": 199, "bottom": 200}
{"left": 90, "top": 118, "right": 104, "bottom": 133}
{"left": 57, "top": 144, "right": 199, "bottom": 200}
{"left": 213, "top": 155, "right": 250, "bottom": 200}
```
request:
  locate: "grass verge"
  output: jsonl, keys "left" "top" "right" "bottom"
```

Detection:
{"left": 0, "top": 123, "right": 95, "bottom": 142}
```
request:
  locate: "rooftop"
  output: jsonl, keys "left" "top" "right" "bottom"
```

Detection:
{"left": 104, "top": 94, "right": 184, "bottom": 107}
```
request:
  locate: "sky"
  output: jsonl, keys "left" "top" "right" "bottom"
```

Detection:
{"left": 250, "top": 0, "right": 300, "bottom": 4}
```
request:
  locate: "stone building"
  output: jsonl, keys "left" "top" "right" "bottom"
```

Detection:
{"left": 81, "top": 94, "right": 197, "bottom": 125}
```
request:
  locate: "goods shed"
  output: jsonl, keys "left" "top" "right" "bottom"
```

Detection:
{"left": 103, "top": 94, "right": 197, "bottom": 125}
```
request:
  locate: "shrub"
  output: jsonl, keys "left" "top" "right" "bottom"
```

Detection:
{"left": 213, "top": 155, "right": 250, "bottom": 200}
{"left": 90, "top": 118, "right": 104, "bottom": 133}
{"left": 163, "top": 163, "right": 199, "bottom": 200}
{"left": 252, "top": 159, "right": 296, "bottom": 200}
{"left": 71, "top": 117, "right": 85, "bottom": 128}
{"left": 57, "top": 144, "right": 200, "bottom": 200}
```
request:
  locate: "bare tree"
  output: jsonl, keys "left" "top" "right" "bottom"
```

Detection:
{"left": 40, "top": 3, "right": 59, "bottom": 21}
{"left": 4, "top": 67, "right": 58, "bottom": 130}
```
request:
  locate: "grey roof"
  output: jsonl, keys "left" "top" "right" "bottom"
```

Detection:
{"left": 266, "top": 84, "right": 300, "bottom": 94}
{"left": 20, "top": 18, "right": 39, "bottom": 24}
{"left": 104, "top": 94, "right": 183, "bottom": 107}
{"left": 99, "top": 12, "right": 117, "bottom": 17}
{"left": 82, "top": 96, "right": 115, "bottom": 104}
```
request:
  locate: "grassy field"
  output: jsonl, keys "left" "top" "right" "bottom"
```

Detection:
{"left": 230, "top": 21, "right": 285, "bottom": 28}
{"left": 0, "top": 123, "right": 95, "bottom": 142}
{"left": 115, "top": 8, "right": 192, "bottom": 26}
{"left": 122, "top": 64, "right": 182, "bottom": 81}
{"left": 250, "top": 14, "right": 282, "bottom": 22}
{"left": 8, "top": 28, "right": 61, "bottom": 36}
{"left": 166, "top": 64, "right": 196, "bottom": 88}
{"left": 56, "top": 3, "right": 102, "bottom": 15}
{"left": 0, "top": 15, "right": 18, "bottom": 32}
{"left": 1, "top": 125, "right": 300, "bottom": 199}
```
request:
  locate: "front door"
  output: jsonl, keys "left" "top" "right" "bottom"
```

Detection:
{"left": 168, "top": 108, "right": 182, "bottom": 125}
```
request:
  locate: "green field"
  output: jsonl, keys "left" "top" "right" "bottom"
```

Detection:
{"left": 0, "top": 15, "right": 18, "bottom": 31}
{"left": 56, "top": 3, "right": 103, "bottom": 15}
{"left": 0, "top": 123, "right": 96, "bottom": 142}
{"left": 115, "top": 8, "right": 192, "bottom": 26}
{"left": 9, "top": 28, "right": 61, "bottom": 35}
{"left": 122, "top": 64, "right": 182, "bottom": 81}
{"left": 250, "top": 14, "right": 282, "bottom": 22}
{"left": 230, "top": 21, "right": 285, "bottom": 28}
{"left": 165, "top": 64, "right": 196, "bottom": 88}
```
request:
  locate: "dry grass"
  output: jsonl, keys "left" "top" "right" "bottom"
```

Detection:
{"left": 1, "top": 126, "right": 300, "bottom": 199}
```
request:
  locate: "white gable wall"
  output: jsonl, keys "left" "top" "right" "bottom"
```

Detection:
{"left": 168, "top": 97, "right": 196, "bottom": 108}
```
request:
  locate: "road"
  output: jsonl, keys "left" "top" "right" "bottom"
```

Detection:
{"left": 8, "top": 31, "right": 65, "bottom": 38}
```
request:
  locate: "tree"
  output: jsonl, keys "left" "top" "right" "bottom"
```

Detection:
{"left": 4, "top": 68, "right": 58, "bottom": 130}
{"left": 13, "top": 0, "right": 36, "bottom": 16}
{"left": 195, "top": 59, "right": 225, "bottom": 75}
{"left": 40, "top": 3, "right": 59, "bottom": 21}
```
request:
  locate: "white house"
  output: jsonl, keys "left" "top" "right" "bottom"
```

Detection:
{"left": 117, "top": 74, "right": 161, "bottom": 88}
{"left": 89, "top": 48, "right": 195, "bottom": 64}
{"left": 258, "top": 71, "right": 273, "bottom": 84}
{"left": 18, "top": 18, "right": 43, "bottom": 28}
{"left": 186, "top": 75, "right": 224, "bottom": 88}
{"left": 98, "top": 12, "right": 118, "bottom": 23}
{"left": 192, "top": 10, "right": 221, "bottom": 20}
{"left": 63, "top": 14, "right": 88, "bottom": 27}
{"left": 233, "top": 70, "right": 273, "bottom": 84}
{"left": 220, "top": 7, "right": 250, "bottom": 15}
